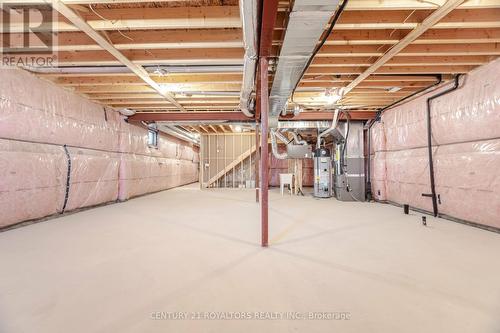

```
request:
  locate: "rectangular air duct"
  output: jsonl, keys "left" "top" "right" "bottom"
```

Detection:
{"left": 269, "top": 0, "right": 341, "bottom": 127}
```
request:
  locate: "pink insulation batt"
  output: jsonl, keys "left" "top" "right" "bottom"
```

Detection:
{"left": 0, "top": 68, "right": 199, "bottom": 228}
{"left": 370, "top": 58, "right": 500, "bottom": 229}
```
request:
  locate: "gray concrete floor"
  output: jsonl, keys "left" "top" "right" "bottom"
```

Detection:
{"left": 1, "top": 184, "right": 499, "bottom": 333}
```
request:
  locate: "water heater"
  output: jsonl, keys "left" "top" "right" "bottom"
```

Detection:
{"left": 313, "top": 148, "right": 332, "bottom": 198}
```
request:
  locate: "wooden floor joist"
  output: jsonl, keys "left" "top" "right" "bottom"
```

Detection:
{"left": 6, "top": 6, "right": 241, "bottom": 33}
{"left": 3, "top": 0, "right": 497, "bottom": 129}
{"left": 51, "top": 0, "right": 186, "bottom": 111}
{"left": 343, "top": 0, "right": 465, "bottom": 94}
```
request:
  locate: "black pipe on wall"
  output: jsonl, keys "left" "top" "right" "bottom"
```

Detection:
{"left": 423, "top": 74, "right": 462, "bottom": 217}
{"left": 365, "top": 74, "right": 442, "bottom": 200}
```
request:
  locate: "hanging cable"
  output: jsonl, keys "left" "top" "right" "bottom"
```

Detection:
{"left": 338, "top": 110, "right": 363, "bottom": 202}
{"left": 61, "top": 145, "right": 72, "bottom": 213}
{"left": 89, "top": 4, "right": 134, "bottom": 41}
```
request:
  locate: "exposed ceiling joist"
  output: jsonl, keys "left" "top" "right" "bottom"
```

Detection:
{"left": 54, "top": 74, "right": 243, "bottom": 86}
{"left": 5, "top": 6, "right": 241, "bottom": 33}
{"left": 317, "top": 43, "right": 500, "bottom": 57}
{"left": 3, "top": 0, "right": 191, "bottom": 3}
{"left": 6, "top": 29, "right": 243, "bottom": 52}
{"left": 307, "top": 65, "right": 475, "bottom": 75}
{"left": 324, "top": 28, "right": 500, "bottom": 45}
{"left": 311, "top": 55, "right": 492, "bottom": 67}
{"left": 344, "top": 0, "right": 466, "bottom": 94}
{"left": 344, "top": 0, "right": 500, "bottom": 10}
{"left": 48, "top": 49, "right": 244, "bottom": 66}
{"left": 51, "top": 0, "right": 186, "bottom": 111}
{"left": 7, "top": 0, "right": 495, "bottom": 7}
{"left": 274, "top": 8, "right": 500, "bottom": 30}
{"left": 74, "top": 84, "right": 241, "bottom": 94}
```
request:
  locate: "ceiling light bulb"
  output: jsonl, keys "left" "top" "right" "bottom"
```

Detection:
{"left": 234, "top": 125, "right": 242, "bottom": 132}
{"left": 293, "top": 104, "right": 302, "bottom": 116}
{"left": 387, "top": 86, "right": 402, "bottom": 93}
{"left": 325, "top": 90, "right": 341, "bottom": 104}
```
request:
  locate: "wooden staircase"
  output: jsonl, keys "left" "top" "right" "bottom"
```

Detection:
{"left": 204, "top": 145, "right": 256, "bottom": 187}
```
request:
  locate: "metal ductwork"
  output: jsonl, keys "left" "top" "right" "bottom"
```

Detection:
{"left": 290, "top": 131, "right": 308, "bottom": 145}
{"left": 317, "top": 109, "right": 342, "bottom": 149}
{"left": 271, "top": 129, "right": 313, "bottom": 160}
{"left": 270, "top": 129, "right": 290, "bottom": 160}
{"left": 158, "top": 124, "right": 200, "bottom": 144}
{"left": 269, "top": 0, "right": 341, "bottom": 127}
{"left": 239, "top": 0, "right": 258, "bottom": 118}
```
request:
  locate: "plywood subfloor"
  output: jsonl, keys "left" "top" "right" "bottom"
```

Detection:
{"left": 1, "top": 184, "right": 499, "bottom": 333}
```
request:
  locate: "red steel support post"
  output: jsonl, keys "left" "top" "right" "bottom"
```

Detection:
{"left": 258, "top": 0, "right": 278, "bottom": 247}
{"left": 255, "top": 122, "right": 260, "bottom": 203}
{"left": 260, "top": 58, "right": 269, "bottom": 247}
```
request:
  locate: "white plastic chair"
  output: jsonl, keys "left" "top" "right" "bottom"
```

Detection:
{"left": 280, "top": 173, "right": 294, "bottom": 196}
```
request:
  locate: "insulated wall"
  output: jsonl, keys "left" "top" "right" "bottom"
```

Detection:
{"left": 370, "top": 59, "right": 500, "bottom": 229}
{"left": 0, "top": 68, "right": 198, "bottom": 228}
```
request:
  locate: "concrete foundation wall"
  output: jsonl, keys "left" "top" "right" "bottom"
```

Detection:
{"left": 0, "top": 68, "right": 198, "bottom": 228}
{"left": 370, "top": 58, "right": 500, "bottom": 229}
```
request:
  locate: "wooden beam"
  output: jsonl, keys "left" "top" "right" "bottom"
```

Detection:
{"left": 274, "top": 8, "right": 500, "bottom": 30}
{"left": 132, "top": 106, "right": 239, "bottom": 111}
{"left": 208, "top": 125, "right": 219, "bottom": 133}
{"left": 197, "top": 126, "right": 209, "bottom": 134}
{"left": 108, "top": 99, "right": 238, "bottom": 105}
{"left": 337, "top": 8, "right": 500, "bottom": 25}
{"left": 45, "top": 49, "right": 245, "bottom": 66}
{"left": 344, "top": 0, "right": 466, "bottom": 94}
{"left": 306, "top": 65, "right": 476, "bottom": 75}
{"left": 74, "top": 84, "right": 241, "bottom": 93}
{"left": 114, "top": 103, "right": 239, "bottom": 109}
{"left": 129, "top": 112, "right": 254, "bottom": 122}
{"left": 311, "top": 55, "right": 493, "bottom": 67}
{"left": 36, "top": 70, "right": 243, "bottom": 78}
{"left": 325, "top": 28, "right": 500, "bottom": 45}
{"left": 5, "top": 29, "right": 243, "bottom": 52}
{"left": 6, "top": 6, "right": 241, "bottom": 32}
{"left": 55, "top": 74, "right": 243, "bottom": 86}
{"left": 344, "top": 0, "right": 500, "bottom": 10}
{"left": 88, "top": 93, "right": 241, "bottom": 100}
{"left": 301, "top": 74, "right": 443, "bottom": 82}
{"left": 299, "top": 80, "right": 431, "bottom": 88}
{"left": 9, "top": 0, "right": 498, "bottom": 7}
{"left": 51, "top": 0, "right": 186, "bottom": 111}
{"left": 316, "top": 44, "right": 500, "bottom": 57}
{"left": 3, "top": 0, "right": 193, "bottom": 3}
{"left": 128, "top": 111, "right": 377, "bottom": 122}
{"left": 294, "top": 88, "right": 424, "bottom": 95}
